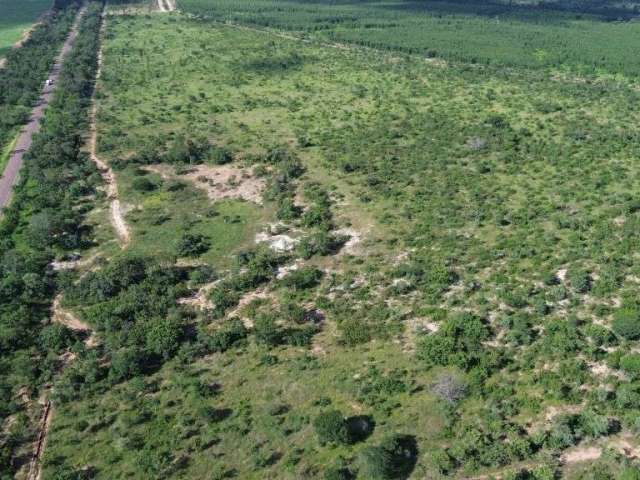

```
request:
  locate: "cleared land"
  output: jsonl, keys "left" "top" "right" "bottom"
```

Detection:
{"left": 39, "top": 7, "right": 640, "bottom": 480}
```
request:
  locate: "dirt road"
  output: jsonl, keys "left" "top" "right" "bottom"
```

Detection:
{"left": 0, "top": 6, "right": 86, "bottom": 210}
{"left": 157, "top": 0, "right": 176, "bottom": 12}
{"left": 88, "top": 13, "right": 130, "bottom": 246}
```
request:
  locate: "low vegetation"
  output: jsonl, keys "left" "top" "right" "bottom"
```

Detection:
{"left": 2, "top": 0, "right": 640, "bottom": 478}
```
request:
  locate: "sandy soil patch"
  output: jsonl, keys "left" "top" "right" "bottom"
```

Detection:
{"left": 556, "top": 268, "right": 567, "bottom": 282}
{"left": 179, "top": 280, "right": 219, "bottom": 310}
{"left": 50, "top": 252, "right": 100, "bottom": 271}
{"left": 562, "top": 445, "right": 602, "bottom": 464}
{"left": 146, "top": 164, "right": 265, "bottom": 204}
{"left": 255, "top": 231, "right": 299, "bottom": 252}
{"left": 334, "top": 227, "right": 363, "bottom": 255}
{"left": 229, "top": 288, "right": 272, "bottom": 328}
{"left": 277, "top": 260, "right": 304, "bottom": 279}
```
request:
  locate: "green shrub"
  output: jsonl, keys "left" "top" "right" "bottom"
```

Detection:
{"left": 568, "top": 269, "right": 591, "bottom": 293}
{"left": 357, "top": 435, "right": 417, "bottom": 479}
{"left": 339, "top": 319, "right": 371, "bottom": 346}
{"left": 254, "top": 314, "right": 283, "bottom": 346}
{"left": 417, "top": 313, "right": 489, "bottom": 371}
{"left": 176, "top": 233, "right": 211, "bottom": 257}
{"left": 313, "top": 410, "right": 349, "bottom": 445}
{"left": 620, "top": 354, "right": 640, "bottom": 378}
{"left": 280, "top": 267, "right": 323, "bottom": 290}
{"left": 131, "top": 177, "right": 158, "bottom": 192}
{"left": 324, "top": 466, "right": 352, "bottom": 480}
{"left": 205, "top": 319, "right": 248, "bottom": 352}
{"left": 209, "top": 146, "right": 233, "bottom": 165}
{"left": 612, "top": 307, "right": 640, "bottom": 340}
{"left": 620, "top": 468, "right": 640, "bottom": 480}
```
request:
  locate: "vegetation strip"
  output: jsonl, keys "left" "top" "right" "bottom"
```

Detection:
{"left": 0, "top": 3, "right": 103, "bottom": 476}
{"left": 0, "top": 1, "right": 80, "bottom": 157}
{"left": 0, "top": 4, "right": 87, "bottom": 210}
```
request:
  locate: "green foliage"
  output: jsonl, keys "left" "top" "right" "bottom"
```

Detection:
{"left": 313, "top": 410, "right": 349, "bottom": 445}
{"left": 417, "top": 313, "right": 490, "bottom": 371}
{"left": 0, "top": 3, "right": 102, "bottom": 471}
{"left": 131, "top": 176, "right": 158, "bottom": 192}
{"left": 279, "top": 266, "right": 323, "bottom": 290}
{"left": 612, "top": 307, "right": 640, "bottom": 340}
{"left": 620, "top": 354, "right": 640, "bottom": 379}
{"left": 176, "top": 233, "right": 211, "bottom": 257}
{"left": 357, "top": 435, "right": 417, "bottom": 480}
{"left": 181, "top": 0, "right": 640, "bottom": 76}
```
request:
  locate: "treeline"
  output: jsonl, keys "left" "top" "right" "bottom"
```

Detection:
{"left": 0, "top": 1, "right": 81, "bottom": 155}
{"left": 0, "top": 3, "right": 104, "bottom": 475}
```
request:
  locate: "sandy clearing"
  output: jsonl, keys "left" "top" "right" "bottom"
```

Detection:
{"left": 562, "top": 445, "right": 602, "bottom": 464}
{"left": 229, "top": 288, "right": 272, "bottom": 328}
{"left": 50, "top": 252, "right": 101, "bottom": 271}
{"left": 334, "top": 227, "right": 363, "bottom": 255}
{"left": 255, "top": 231, "right": 299, "bottom": 252}
{"left": 144, "top": 163, "right": 265, "bottom": 204}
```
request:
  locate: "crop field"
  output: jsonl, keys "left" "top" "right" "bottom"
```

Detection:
{"left": 178, "top": 0, "right": 640, "bottom": 77}
{"left": 31, "top": 5, "right": 640, "bottom": 479}
{"left": 0, "top": 0, "right": 51, "bottom": 58}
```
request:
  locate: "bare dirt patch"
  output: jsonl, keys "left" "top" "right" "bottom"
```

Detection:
{"left": 229, "top": 288, "right": 272, "bottom": 328}
{"left": 334, "top": 227, "right": 363, "bottom": 255}
{"left": 179, "top": 281, "right": 219, "bottom": 310}
{"left": 255, "top": 231, "right": 299, "bottom": 252}
{"left": 145, "top": 164, "right": 266, "bottom": 204}
{"left": 562, "top": 445, "right": 602, "bottom": 464}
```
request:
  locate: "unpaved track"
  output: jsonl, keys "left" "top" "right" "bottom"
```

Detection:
{"left": 88, "top": 13, "right": 130, "bottom": 247}
{"left": 0, "top": 6, "right": 87, "bottom": 210}
{"left": 157, "top": 0, "right": 176, "bottom": 12}
{"left": 26, "top": 400, "right": 52, "bottom": 480}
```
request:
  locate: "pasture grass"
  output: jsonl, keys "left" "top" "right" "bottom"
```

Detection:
{"left": 0, "top": 0, "right": 51, "bottom": 58}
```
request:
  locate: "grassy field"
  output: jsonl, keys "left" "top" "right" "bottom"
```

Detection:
{"left": 0, "top": 0, "right": 51, "bottom": 59}
{"left": 39, "top": 5, "right": 640, "bottom": 480}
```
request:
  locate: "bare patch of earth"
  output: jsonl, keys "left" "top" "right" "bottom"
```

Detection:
{"left": 144, "top": 164, "right": 265, "bottom": 204}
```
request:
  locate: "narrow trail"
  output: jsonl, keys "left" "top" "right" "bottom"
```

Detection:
{"left": 0, "top": 5, "right": 87, "bottom": 210}
{"left": 26, "top": 400, "right": 52, "bottom": 480}
{"left": 52, "top": 294, "right": 97, "bottom": 347}
{"left": 88, "top": 13, "right": 130, "bottom": 248}
{"left": 157, "top": 0, "right": 176, "bottom": 13}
